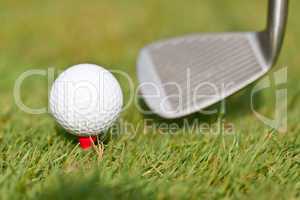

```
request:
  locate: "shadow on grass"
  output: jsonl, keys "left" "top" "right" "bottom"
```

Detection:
{"left": 223, "top": 83, "right": 263, "bottom": 118}
{"left": 55, "top": 125, "right": 78, "bottom": 145}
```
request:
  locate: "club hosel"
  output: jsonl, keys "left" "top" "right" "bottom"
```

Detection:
{"left": 264, "top": 0, "right": 289, "bottom": 65}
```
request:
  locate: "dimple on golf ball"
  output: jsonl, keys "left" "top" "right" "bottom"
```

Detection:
{"left": 49, "top": 64, "right": 123, "bottom": 136}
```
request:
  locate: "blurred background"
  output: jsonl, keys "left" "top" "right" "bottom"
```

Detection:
{"left": 0, "top": 0, "right": 299, "bottom": 199}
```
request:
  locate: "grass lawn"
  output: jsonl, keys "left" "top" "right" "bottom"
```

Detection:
{"left": 0, "top": 0, "right": 299, "bottom": 199}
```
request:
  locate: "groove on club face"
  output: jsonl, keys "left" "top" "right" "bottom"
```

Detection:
{"left": 137, "top": 0, "right": 288, "bottom": 119}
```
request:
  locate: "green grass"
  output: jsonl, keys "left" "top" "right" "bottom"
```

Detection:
{"left": 0, "top": 0, "right": 299, "bottom": 199}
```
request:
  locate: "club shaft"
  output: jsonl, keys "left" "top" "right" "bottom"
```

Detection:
{"left": 266, "top": 0, "right": 289, "bottom": 64}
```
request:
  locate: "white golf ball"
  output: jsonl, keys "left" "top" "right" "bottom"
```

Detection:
{"left": 49, "top": 64, "right": 123, "bottom": 136}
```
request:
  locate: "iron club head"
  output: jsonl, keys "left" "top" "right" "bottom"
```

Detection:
{"left": 137, "top": 0, "right": 289, "bottom": 119}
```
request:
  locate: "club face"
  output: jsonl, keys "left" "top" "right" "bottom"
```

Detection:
{"left": 137, "top": 33, "right": 271, "bottom": 119}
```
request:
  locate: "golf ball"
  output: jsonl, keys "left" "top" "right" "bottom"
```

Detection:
{"left": 49, "top": 64, "right": 123, "bottom": 136}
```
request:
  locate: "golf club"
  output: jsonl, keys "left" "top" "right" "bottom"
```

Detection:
{"left": 137, "top": 0, "right": 289, "bottom": 119}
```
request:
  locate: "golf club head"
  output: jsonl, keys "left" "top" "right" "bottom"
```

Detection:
{"left": 137, "top": 0, "right": 288, "bottom": 119}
